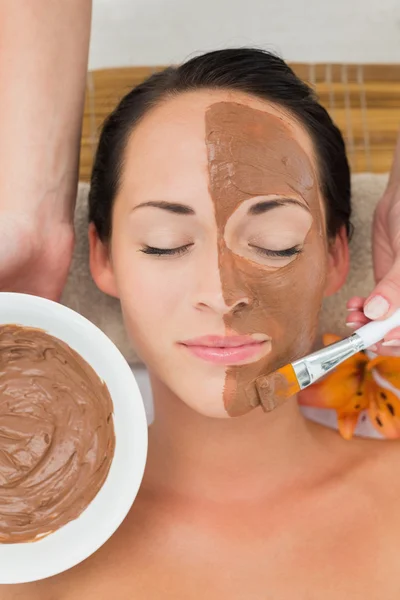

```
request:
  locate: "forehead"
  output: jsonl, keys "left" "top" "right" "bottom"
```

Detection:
{"left": 121, "top": 89, "right": 320, "bottom": 214}
{"left": 205, "top": 101, "right": 319, "bottom": 225}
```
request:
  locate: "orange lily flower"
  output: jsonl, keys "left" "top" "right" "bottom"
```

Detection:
{"left": 298, "top": 334, "right": 400, "bottom": 440}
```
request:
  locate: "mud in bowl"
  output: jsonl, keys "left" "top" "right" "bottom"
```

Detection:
{"left": 0, "top": 293, "right": 148, "bottom": 584}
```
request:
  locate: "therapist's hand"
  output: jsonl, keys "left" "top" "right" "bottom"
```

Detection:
{"left": 347, "top": 133, "right": 400, "bottom": 355}
{"left": 0, "top": 0, "right": 91, "bottom": 302}
{"left": 0, "top": 212, "right": 74, "bottom": 301}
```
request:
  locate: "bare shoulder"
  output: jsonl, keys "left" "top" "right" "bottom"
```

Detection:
{"left": 0, "top": 585, "right": 43, "bottom": 600}
{"left": 357, "top": 436, "right": 400, "bottom": 474}
{"left": 341, "top": 435, "right": 400, "bottom": 507}
{"left": 311, "top": 421, "right": 400, "bottom": 496}
{"left": 367, "top": 437, "right": 400, "bottom": 485}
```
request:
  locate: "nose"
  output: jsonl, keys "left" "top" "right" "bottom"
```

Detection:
{"left": 193, "top": 243, "right": 251, "bottom": 316}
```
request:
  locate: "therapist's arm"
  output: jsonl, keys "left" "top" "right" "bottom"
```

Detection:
{"left": 347, "top": 129, "right": 400, "bottom": 355}
{"left": 0, "top": 0, "right": 92, "bottom": 300}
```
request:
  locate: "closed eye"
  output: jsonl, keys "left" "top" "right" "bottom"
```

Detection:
{"left": 248, "top": 244, "right": 302, "bottom": 258}
{"left": 139, "top": 243, "right": 194, "bottom": 257}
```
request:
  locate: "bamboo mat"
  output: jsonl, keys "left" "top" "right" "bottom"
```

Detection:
{"left": 80, "top": 64, "right": 400, "bottom": 181}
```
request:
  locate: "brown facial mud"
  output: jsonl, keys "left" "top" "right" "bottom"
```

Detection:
{"left": 0, "top": 325, "right": 115, "bottom": 543}
{"left": 205, "top": 102, "right": 327, "bottom": 416}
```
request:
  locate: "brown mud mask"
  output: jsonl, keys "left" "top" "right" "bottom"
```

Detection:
{"left": 0, "top": 325, "right": 115, "bottom": 543}
{"left": 205, "top": 102, "right": 327, "bottom": 416}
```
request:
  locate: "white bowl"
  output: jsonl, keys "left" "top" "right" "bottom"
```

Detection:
{"left": 0, "top": 292, "right": 148, "bottom": 584}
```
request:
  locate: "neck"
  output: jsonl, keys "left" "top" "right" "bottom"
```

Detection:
{"left": 142, "top": 375, "right": 329, "bottom": 503}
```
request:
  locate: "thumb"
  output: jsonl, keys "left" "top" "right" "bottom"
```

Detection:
{"left": 0, "top": 214, "right": 34, "bottom": 280}
{"left": 0, "top": 222, "right": 19, "bottom": 275}
{"left": 364, "top": 257, "right": 400, "bottom": 320}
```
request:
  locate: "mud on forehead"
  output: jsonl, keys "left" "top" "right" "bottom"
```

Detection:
{"left": 204, "top": 101, "right": 321, "bottom": 226}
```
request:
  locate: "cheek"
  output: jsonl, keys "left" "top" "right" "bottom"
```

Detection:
{"left": 110, "top": 240, "right": 179, "bottom": 340}
{"left": 261, "top": 246, "right": 327, "bottom": 358}
{"left": 224, "top": 237, "right": 327, "bottom": 353}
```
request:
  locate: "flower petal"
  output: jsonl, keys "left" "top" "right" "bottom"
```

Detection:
{"left": 368, "top": 356, "right": 400, "bottom": 389}
{"left": 366, "top": 382, "right": 400, "bottom": 439}
{"left": 298, "top": 365, "right": 364, "bottom": 410}
{"left": 322, "top": 333, "right": 342, "bottom": 346}
{"left": 337, "top": 412, "right": 360, "bottom": 440}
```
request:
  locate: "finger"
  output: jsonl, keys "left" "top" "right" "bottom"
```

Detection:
{"left": 369, "top": 341, "right": 400, "bottom": 357}
{"left": 380, "top": 326, "right": 400, "bottom": 354}
{"left": 345, "top": 312, "right": 370, "bottom": 329}
{"left": 364, "top": 258, "right": 400, "bottom": 320}
{"left": 346, "top": 296, "right": 366, "bottom": 311}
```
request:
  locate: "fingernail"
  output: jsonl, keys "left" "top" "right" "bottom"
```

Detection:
{"left": 346, "top": 322, "right": 358, "bottom": 328}
{"left": 382, "top": 339, "right": 400, "bottom": 347}
{"left": 369, "top": 344, "right": 378, "bottom": 352}
{"left": 364, "top": 296, "right": 390, "bottom": 320}
{"left": 346, "top": 307, "right": 358, "bottom": 312}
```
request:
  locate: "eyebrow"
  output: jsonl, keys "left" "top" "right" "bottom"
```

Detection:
{"left": 248, "top": 198, "right": 310, "bottom": 215}
{"left": 130, "top": 200, "right": 195, "bottom": 215}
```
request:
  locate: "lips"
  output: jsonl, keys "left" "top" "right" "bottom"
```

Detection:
{"left": 179, "top": 334, "right": 271, "bottom": 365}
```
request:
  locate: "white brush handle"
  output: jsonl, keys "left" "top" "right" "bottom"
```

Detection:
{"left": 355, "top": 309, "right": 400, "bottom": 348}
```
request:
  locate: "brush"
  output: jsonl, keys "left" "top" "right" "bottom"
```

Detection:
{"left": 255, "top": 308, "right": 400, "bottom": 412}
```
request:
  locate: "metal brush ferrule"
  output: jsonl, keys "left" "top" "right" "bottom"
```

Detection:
{"left": 291, "top": 333, "right": 365, "bottom": 389}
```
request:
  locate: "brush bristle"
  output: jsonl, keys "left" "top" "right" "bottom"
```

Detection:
{"left": 255, "top": 364, "right": 300, "bottom": 412}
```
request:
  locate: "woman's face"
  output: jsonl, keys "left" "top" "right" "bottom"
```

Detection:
{"left": 91, "top": 90, "right": 346, "bottom": 418}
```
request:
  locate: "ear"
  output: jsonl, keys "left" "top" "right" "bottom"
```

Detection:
{"left": 324, "top": 225, "right": 350, "bottom": 297}
{"left": 88, "top": 223, "right": 119, "bottom": 298}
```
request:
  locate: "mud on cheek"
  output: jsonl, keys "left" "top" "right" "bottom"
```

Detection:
{"left": 205, "top": 101, "right": 326, "bottom": 417}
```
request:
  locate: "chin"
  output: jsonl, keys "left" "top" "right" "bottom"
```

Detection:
{"left": 173, "top": 378, "right": 257, "bottom": 419}
{"left": 159, "top": 371, "right": 239, "bottom": 418}
{"left": 185, "top": 398, "right": 237, "bottom": 419}
{"left": 144, "top": 353, "right": 258, "bottom": 419}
